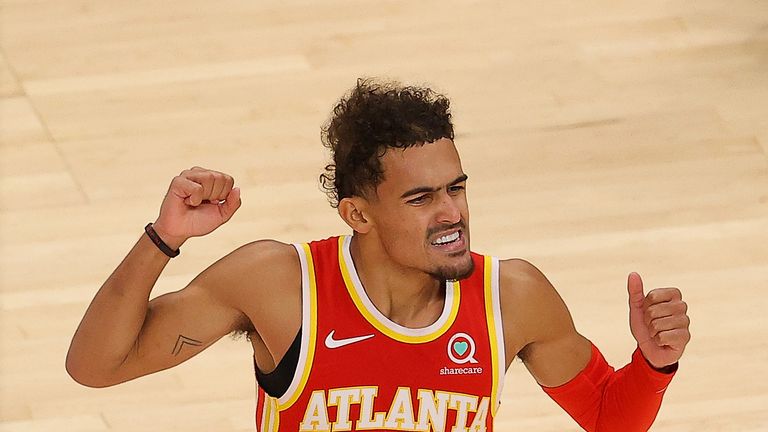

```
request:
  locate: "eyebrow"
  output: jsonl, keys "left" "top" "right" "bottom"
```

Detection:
{"left": 399, "top": 174, "right": 469, "bottom": 199}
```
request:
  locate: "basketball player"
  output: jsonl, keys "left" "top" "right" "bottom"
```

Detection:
{"left": 67, "top": 79, "right": 691, "bottom": 431}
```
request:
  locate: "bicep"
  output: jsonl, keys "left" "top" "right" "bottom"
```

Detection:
{"left": 113, "top": 240, "right": 297, "bottom": 385}
{"left": 500, "top": 259, "right": 592, "bottom": 387}
{"left": 115, "top": 275, "right": 247, "bottom": 384}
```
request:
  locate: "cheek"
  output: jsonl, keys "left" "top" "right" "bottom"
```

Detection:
{"left": 457, "top": 195, "right": 470, "bottom": 217}
{"left": 376, "top": 209, "right": 429, "bottom": 244}
{"left": 381, "top": 219, "right": 421, "bottom": 243}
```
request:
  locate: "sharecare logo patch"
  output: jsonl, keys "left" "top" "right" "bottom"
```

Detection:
{"left": 447, "top": 333, "right": 479, "bottom": 364}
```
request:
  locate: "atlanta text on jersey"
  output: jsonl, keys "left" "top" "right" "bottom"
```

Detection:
{"left": 299, "top": 386, "right": 490, "bottom": 431}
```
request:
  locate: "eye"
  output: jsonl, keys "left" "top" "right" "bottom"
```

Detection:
{"left": 449, "top": 185, "right": 465, "bottom": 193}
{"left": 408, "top": 194, "right": 428, "bottom": 205}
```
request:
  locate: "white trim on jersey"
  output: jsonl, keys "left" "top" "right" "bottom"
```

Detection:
{"left": 490, "top": 256, "right": 507, "bottom": 414}
{"left": 275, "top": 243, "right": 312, "bottom": 406}
{"left": 341, "top": 235, "right": 456, "bottom": 338}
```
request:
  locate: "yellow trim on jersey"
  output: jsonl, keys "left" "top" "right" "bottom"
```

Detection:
{"left": 338, "top": 236, "right": 461, "bottom": 344}
{"left": 483, "top": 256, "right": 501, "bottom": 418}
{"left": 263, "top": 396, "right": 273, "bottom": 432}
{"left": 263, "top": 396, "right": 280, "bottom": 432}
{"left": 277, "top": 243, "right": 318, "bottom": 411}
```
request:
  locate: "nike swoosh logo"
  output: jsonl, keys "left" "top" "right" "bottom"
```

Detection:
{"left": 324, "top": 330, "right": 375, "bottom": 349}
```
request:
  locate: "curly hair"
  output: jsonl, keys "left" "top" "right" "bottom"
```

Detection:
{"left": 319, "top": 78, "right": 454, "bottom": 208}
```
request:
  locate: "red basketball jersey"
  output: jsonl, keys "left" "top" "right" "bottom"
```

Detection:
{"left": 255, "top": 235, "right": 506, "bottom": 431}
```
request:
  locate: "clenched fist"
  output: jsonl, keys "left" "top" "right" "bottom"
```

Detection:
{"left": 627, "top": 272, "right": 691, "bottom": 369}
{"left": 152, "top": 167, "right": 242, "bottom": 249}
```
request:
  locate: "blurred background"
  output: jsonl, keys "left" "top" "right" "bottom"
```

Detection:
{"left": 1, "top": 1, "right": 767, "bottom": 430}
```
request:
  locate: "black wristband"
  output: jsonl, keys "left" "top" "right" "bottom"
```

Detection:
{"left": 650, "top": 361, "right": 679, "bottom": 375}
{"left": 144, "top": 223, "right": 180, "bottom": 258}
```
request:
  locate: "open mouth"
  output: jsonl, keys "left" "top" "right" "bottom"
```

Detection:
{"left": 432, "top": 231, "right": 460, "bottom": 246}
{"left": 429, "top": 229, "right": 466, "bottom": 252}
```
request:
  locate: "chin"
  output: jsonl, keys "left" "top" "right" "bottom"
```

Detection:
{"left": 430, "top": 255, "right": 475, "bottom": 281}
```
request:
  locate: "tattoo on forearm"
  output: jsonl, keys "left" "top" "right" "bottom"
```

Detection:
{"left": 172, "top": 335, "right": 203, "bottom": 355}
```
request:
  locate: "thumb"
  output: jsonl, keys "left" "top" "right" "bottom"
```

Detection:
{"left": 627, "top": 272, "right": 645, "bottom": 310}
{"left": 627, "top": 272, "right": 654, "bottom": 348}
{"left": 219, "top": 187, "right": 242, "bottom": 221}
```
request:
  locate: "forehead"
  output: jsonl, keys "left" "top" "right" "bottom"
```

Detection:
{"left": 377, "top": 138, "right": 463, "bottom": 197}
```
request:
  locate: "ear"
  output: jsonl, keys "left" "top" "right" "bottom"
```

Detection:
{"left": 338, "top": 197, "right": 372, "bottom": 234}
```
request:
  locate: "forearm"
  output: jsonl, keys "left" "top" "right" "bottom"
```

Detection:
{"left": 66, "top": 232, "right": 174, "bottom": 385}
{"left": 596, "top": 348, "right": 676, "bottom": 430}
{"left": 542, "top": 343, "right": 676, "bottom": 432}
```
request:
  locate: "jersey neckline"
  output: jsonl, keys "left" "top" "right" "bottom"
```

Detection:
{"left": 337, "top": 235, "right": 461, "bottom": 344}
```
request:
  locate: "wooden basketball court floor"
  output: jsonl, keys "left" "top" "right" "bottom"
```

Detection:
{"left": 1, "top": 1, "right": 767, "bottom": 430}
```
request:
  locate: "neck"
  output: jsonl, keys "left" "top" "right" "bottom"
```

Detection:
{"left": 349, "top": 233, "right": 445, "bottom": 328}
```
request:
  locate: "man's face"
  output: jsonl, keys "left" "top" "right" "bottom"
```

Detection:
{"left": 366, "top": 138, "right": 473, "bottom": 280}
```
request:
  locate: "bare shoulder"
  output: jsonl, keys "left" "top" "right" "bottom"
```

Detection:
{"left": 497, "top": 258, "right": 592, "bottom": 385}
{"left": 497, "top": 258, "right": 562, "bottom": 311}
{"left": 497, "top": 259, "right": 578, "bottom": 360}
{"left": 191, "top": 239, "right": 302, "bottom": 332}
{"left": 210, "top": 239, "right": 300, "bottom": 292}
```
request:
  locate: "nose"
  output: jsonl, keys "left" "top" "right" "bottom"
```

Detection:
{"left": 435, "top": 192, "right": 461, "bottom": 225}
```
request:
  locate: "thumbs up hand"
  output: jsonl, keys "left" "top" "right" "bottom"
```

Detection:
{"left": 627, "top": 272, "right": 691, "bottom": 369}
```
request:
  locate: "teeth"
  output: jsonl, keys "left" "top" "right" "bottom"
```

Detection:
{"left": 433, "top": 231, "right": 460, "bottom": 245}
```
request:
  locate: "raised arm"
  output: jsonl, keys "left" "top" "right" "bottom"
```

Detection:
{"left": 66, "top": 167, "right": 300, "bottom": 388}
{"left": 499, "top": 259, "right": 690, "bottom": 431}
